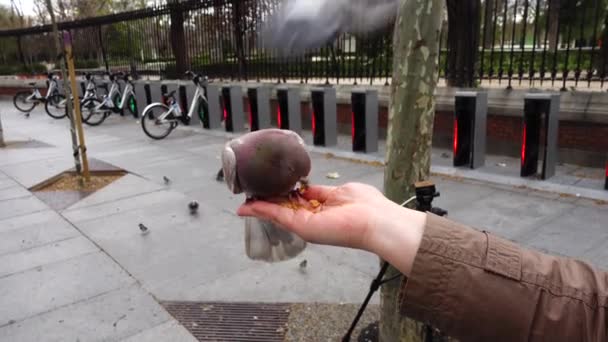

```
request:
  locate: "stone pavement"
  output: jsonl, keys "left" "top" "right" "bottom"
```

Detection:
{"left": 0, "top": 102, "right": 607, "bottom": 341}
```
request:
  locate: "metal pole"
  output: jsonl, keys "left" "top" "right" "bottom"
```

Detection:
{"left": 64, "top": 33, "right": 90, "bottom": 181}
{"left": 44, "top": 0, "right": 82, "bottom": 175}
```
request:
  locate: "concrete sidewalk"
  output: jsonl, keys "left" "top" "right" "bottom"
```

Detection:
{"left": 0, "top": 102, "right": 607, "bottom": 341}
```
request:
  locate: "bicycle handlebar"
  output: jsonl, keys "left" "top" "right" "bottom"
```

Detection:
{"left": 185, "top": 70, "right": 208, "bottom": 86}
{"left": 107, "top": 71, "right": 130, "bottom": 82}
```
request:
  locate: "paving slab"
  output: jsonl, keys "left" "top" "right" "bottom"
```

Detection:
{"left": 0, "top": 196, "right": 49, "bottom": 221}
{"left": 0, "top": 252, "right": 134, "bottom": 325}
{"left": 0, "top": 285, "right": 171, "bottom": 342}
{"left": 446, "top": 190, "right": 577, "bottom": 241}
{"left": 181, "top": 247, "right": 378, "bottom": 304}
{"left": 523, "top": 205, "right": 608, "bottom": 263}
{"left": 120, "top": 320, "right": 197, "bottom": 342}
{"left": 0, "top": 210, "right": 66, "bottom": 233}
{"left": 70, "top": 203, "right": 249, "bottom": 300}
{"left": 0, "top": 156, "right": 74, "bottom": 189}
{"left": 62, "top": 189, "right": 185, "bottom": 224}
{"left": 0, "top": 186, "right": 31, "bottom": 201}
{"left": 66, "top": 174, "right": 165, "bottom": 211}
{"left": 0, "top": 176, "right": 18, "bottom": 190}
{"left": 0, "top": 236, "right": 98, "bottom": 278}
{"left": 0, "top": 215, "right": 79, "bottom": 256}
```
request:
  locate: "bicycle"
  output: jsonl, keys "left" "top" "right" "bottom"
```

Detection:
{"left": 80, "top": 72, "right": 138, "bottom": 126}
{"left": 13, "top": 73, "right": 67, "bottom": 119}
{"left": 140, "top": 71, "right": 209, "bottom": 140}
{"left": 81, "top": 73, "right": 99, "bottom": 102}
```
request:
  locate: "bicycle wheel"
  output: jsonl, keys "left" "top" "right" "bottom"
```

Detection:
{"left": 13, "top": 91, "right": 36, "bottom": 112}
{"left": 127, "top": 95, "right": 138, "bottom": 118}
{"left": 112, "top": 93, "right": 124, "bottom": 115}
{"left": 198, "top": 100, "right": 209, "bottom": 127}
{"left": 81, "top": 98, "right": 108, "bottom": 126}
{"left": 141, "top": 104, "right": 176, "bottom": 140}
{"left": 44, "top": 94, "right": 68, "bottom": 119}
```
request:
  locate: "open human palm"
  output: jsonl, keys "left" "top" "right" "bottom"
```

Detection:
{"left": 237, "top": 183, "right": 407, "bottom": 252}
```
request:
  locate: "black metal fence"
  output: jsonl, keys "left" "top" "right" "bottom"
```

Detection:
{"left": 1, "top": 0, "right": 608, "bottom": 90}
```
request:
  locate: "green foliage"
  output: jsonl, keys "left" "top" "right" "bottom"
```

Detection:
{"left": 0, "top": 65, "right": 16, "bottom": 75}
{"left": 74, "top": 60, "right": 100, "bottom": 69}
{"left": 0, "top": 63, "right": 47, "bottom": 75}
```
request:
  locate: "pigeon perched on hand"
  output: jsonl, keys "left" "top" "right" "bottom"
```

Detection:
{"left": 221, "top": 129, "right": 312, "bottom": 262}
{"left": 261, "top": 0, "right": 399, "bottom": 55}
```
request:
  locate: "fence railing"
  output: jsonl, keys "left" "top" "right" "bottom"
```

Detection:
{"left": 1, "top": 0, "right": 607, "bottom": 90}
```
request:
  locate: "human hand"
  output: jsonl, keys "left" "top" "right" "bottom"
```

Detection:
{"left": 237, "top": 182, "right": 426, "bottom": 275}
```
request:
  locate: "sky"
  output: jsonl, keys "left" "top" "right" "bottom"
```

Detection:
{"left": 0, "top": 0, "right": 37, "bottom": 16}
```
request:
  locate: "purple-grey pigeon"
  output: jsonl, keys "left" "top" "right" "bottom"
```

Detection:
{"left": 221, "top": 128, "right": 311, "bottom": 262}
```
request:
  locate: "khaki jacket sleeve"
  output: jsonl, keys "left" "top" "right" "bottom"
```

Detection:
{"left": 399, "top": 213, "right": 608, "bottom": 342}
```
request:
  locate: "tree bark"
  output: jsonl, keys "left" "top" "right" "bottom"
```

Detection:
{"left": 548, "top": 0, "right": 561, "bottom": 51}
{"left": 169, "top": 0, "right": 188, "bottom": 78}
{"left": 45, "top": 0, "right": 81, "bottom": 174}
{"left": 445, "top": 0, "right": 481, "bottom": 87}
{"left": 483, "top": 0, "right": 494, "bottom": 48}
{"left": 231, "top": 0, "right": 247, "bottom": 80}
{"left": 380, "top": 0, "right": 443, "bottom": 341}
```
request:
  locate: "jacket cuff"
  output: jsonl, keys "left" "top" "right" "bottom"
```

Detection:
{"left": 397, "top": 213, "right": 465, "bottom": 330}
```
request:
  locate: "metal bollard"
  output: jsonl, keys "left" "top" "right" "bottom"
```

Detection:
{"left": 310, "top": 87, "right": 338, "bottom": 147}
{"left": 276, "top": 87, "right": 302, "bottom": 134}
{"left": 351, "top": 89, "right": 378, "bottom": 153}
{"left": 521, "top": 93, "right": 560, "bottom": 180}
{"left": 148, "top": 81, "right": 162, "bottom": 104}
{"left": 205, "top": 84, "right": 222, "bottom": 130}
{"left": 453, "top": 91, "right": 488, "bottom": 169}
{"left": 221, "top": 85, "right": 246, "bottom": 133}
{"left": 133, "top": 81, "right": 148, "bottom": 118}
{"left": 247, "top": 86, "right": 272, "bottom": 131}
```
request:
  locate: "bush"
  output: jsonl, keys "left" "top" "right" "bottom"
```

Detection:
{"left": 0, "top": 65, "right": 17, "bottom": 75}
{"left": 19, "top": 63, "right": 47, "bottom": 74}
{"left": 74, "top": 60, "right": 100, "bottom": 69}
{"left": 0, "top": 63, "right": 47, "bottom": 75}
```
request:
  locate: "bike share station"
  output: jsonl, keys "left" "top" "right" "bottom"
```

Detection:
{"left": 276, "top": 87, "right": 302, "bottom": 135}
{"left": 221, "top": 85, "right": 246, "bottom": 133}
{"left": 247, "top": 86, "right": 272, "bottom": 131}
{"left": 133, "top": 81, "right": 149, "bottom": 118}
{"left": 452, "top": 91, "right": 488, "bottom": 169}
{"left": 310, "top": 87, "right": 338, "bottom": 147}
{"left": 520, "top": 93, "right": 560, "bottom": 180}
{"left": 351, "top": 89, "right": 379, "bottom": 153}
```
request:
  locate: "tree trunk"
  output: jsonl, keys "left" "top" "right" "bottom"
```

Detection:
{"left": 380, "top": 0, "right": 443, "bottom": 341}
{"left": 45, "top": 0, "right": 82, "bottom": 174}
{"left": 231, "top": 0, "right": 247, "bottom": 80}
{"left": 169, "top": 1, "right": 188, "bottom": 78}
{"left": 595, "top": 15, "right": 608, "bottom": 75}
{"left": 446, "top": 0, "right": 481, "bottom": 87}
{"left": 483, "top": 0, "right": 494, "bottom": 48}
{"left": 548, "top": 0, "right": 561, "bottom": 51}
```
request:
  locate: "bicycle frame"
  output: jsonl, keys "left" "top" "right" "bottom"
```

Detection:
{"left": 186, "top": 83, "right": 208, "bottom": 119}
{"left": 152, "top": 82, "right": 207, "bottom": 124}
{"left": 93, "top": 79, "right": 134, "bottom": 113}
{"left": 24, "top": 78, "right": 57, "bottom": 103}
{"left": 83, "top": 79, "right": 97, "bottom": 101}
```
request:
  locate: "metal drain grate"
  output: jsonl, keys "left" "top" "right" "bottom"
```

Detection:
{"left": 163, "top": 301, "right": 291, "bottom": 342}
